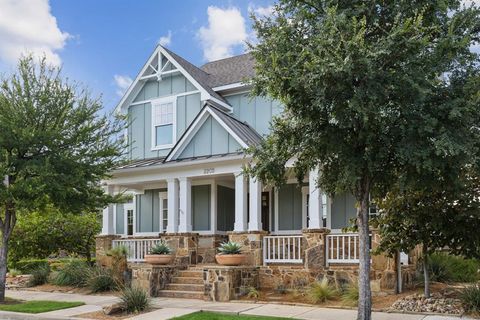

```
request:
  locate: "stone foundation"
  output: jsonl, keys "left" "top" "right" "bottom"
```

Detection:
{"left": 95, "top": 234, "right": 120, "bottom": 258}
{"left": 203, "top": 266, "right": 259, "bottom": 302}
{"left": 161, "top": 233, "right": 198, "bottom": 265}
{"left": 197, "top": 234, "right": 228, "bottom": 264}
{"left": 228, "top": 231, "right": 268, "bottom": 266}
{"left": 302, "top": 228, "right": 329, "bottom": 270}
{"left": 130, "top": 264, "right": 186, "bottom": 296}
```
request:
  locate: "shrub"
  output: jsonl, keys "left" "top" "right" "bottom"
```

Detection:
{"left": 149, "top": 241, "right": 172, "bottom": 255}
{"left": 87, "top": 267, "right": 118, "bottom": 293}
{"left": 107, "top": 245, "right": 128, "bottom": 258}
{"left": 8, "top": 269, "right": 21, "bottom": 277}
{"left": 120, "top": 286, "right": 150, "bottom": 313}
{"left": 341, "top": 283, "right": 359, "bottom": 306}
{"left": 28, "top": 265, "right": 50, "bottom": 286}
{"left": 426, "top": 253, "right": 480, "bottom": 283}
{"left": 53, "top": 260, "right": 90, "bottom": 287}
{"left": 217, "top": 241, "right": 242, "bottom": 255}
{"left": 13, "top": 259, "right": 49, "bottom": 274}
{"left": 273, "top": 278, "right": 287, "bottom": 294}
{"left": 246, "top": 287, "right": 260, "bottom": 300}
{"left": 307, "top": 277, "right": 337, "bottom": 304}
{"left": 461, "top": 283, "right": 480, "bottom": 313}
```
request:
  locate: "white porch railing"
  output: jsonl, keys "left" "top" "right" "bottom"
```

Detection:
{"left": 112, "top": 238, "right": 162, "bottom": 262}
{"left": 326, "top": 233, "right": 360, "bottom": 264}
{"left": 263, "top": 235, "right": 303, "bottom": 265}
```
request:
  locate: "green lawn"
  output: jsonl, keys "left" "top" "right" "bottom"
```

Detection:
{"left": 173, "top": 311, "right": 290, "bottom": 320}
{"left": 0, "top": 300, "right": 84, "bottom": 314}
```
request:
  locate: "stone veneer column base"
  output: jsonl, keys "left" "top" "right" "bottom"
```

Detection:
{"left": 203, "top": 265, "right": 259, "bottom": 302}
{"left": 302, "top": 228, "right": 330, "bottom": 270}
{"left": 161, "top": 232, "right": 199, "bottom": 265}
{"left": 227, "top": 231, "right": 269, "bottom": 266}
{"left": 95, "top": 234, "right": 120, "bottom": 259}
{"left": 197, "top": 234, "right": 228, "bottom": 264}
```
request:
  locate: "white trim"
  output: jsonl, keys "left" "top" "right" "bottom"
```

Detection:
{"left": 211, "top": 181, "right": 217, "bottom": 234}
{"left": 301, "top": 186, "right": 309, "bottom": 229}
{"left": 165, "top": 105, "right": 249, "bottom": 162}
{"left": 159, "top": 191, "right": 168, "bottom": 233}
{"left": 151, "top": 96, "right": 177, "bottom": 151}
{"left": 124, "top": 201, "right": 135, "bottom": 236}
{"left": 212, "top": 82, "right": 246, "bottom": 91}
{"left": 129, "top": 90, "right": 200, "bottom": 107}
{"left": 270, "top": 230, "right": 302, "bottom": 235}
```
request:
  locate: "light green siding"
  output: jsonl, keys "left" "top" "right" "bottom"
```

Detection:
{"left": 178, "top": 116, "right": 242, "bottom": 159}
{"left": 331, "top": 193, "right": 357, "bottom": 229}
{"left": 278, "top": 184, "right": 303, "bottom": 231}
{"left": 133, "top": 74, "right": 195, "bottom": 102}
{"left": 225, "top": 93, "right": 284, "bottom": 136}
{"left": 217, "top": 185, "right": 235, "bottom": 231}
{"left": 135, "top": 189, "right": 166, "bottom": 233}
{"left": 192, "top": 185, "right": 211, "bottom": 231}
{"left": 115, "top": 203, "right": 124, "bottom": 234}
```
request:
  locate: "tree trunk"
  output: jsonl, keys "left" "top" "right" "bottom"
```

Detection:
{"left": 0, "top": 235, "right": 8, "bottom": 302}
{"left": 357, "top": 191, "right": 372, "bottom": 320}
{"left": 423, "top": 244, "right": 430, "bottom": 298}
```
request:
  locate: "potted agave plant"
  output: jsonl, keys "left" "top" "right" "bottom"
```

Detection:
{"left": 215, "top": 241, "right": 246, "bottom": 266}
{"left": 144, "top": 240, "right": 174, "bottom": 265}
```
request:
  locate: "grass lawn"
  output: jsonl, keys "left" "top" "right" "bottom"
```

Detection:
{"left": 173, "top": 311, "right": 290, "bottom": 320}
{"left": 0, "top": 300, "right": 84, "bottom": 314}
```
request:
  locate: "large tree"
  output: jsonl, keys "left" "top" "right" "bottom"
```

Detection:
{"left": 0, "top": 57, "right": 125, "bottom": 301}
{"left": 246, "top": 1, "right": 480, "bottom": 319}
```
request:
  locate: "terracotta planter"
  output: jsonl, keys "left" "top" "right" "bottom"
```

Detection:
{"left": 144, "top": 254, "right": 174, "bottom": 265}
{"left": 215, "top": 254, "right": 246, "bottom": 266}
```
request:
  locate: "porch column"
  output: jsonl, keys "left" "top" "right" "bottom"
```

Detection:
{"left": 101, "top": 185, "right": 115, "bottom": 235}
{"left": 308, "top": 168, "right": 323, "bottom": 229}
{"left": 248, "top": 178, "right": 262, "bottom": 231}
{"left": 178, "top": 177, "right": 192, "bottom": 232}
{"left": 234, "top": 172, "right": 248, "bottom": 232}
{"left": 166, "top": 178, "right": 179, "bottom": 233}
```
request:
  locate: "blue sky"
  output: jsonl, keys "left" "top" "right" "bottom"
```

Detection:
{"left": 0, "top": 0, "right": 274, "bottom": 112}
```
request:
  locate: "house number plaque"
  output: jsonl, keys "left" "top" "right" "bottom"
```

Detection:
{"left": 203, "top": 168, "right": 215, "bottom": 174}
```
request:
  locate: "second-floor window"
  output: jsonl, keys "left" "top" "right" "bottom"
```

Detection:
{"left": 152, "top": 97, "right": 175, "bottom": 149}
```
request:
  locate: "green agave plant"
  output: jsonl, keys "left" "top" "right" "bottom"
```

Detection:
{"left": 218, "top": 241, "right": 242, "bottom": 255}
{"left": 149, "top": 241, "right": 172, "bottom": 255}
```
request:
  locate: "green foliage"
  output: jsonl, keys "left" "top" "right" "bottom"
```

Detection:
{"left": 0, "top": 300, "right": 84, "bottom": 314}
{"left": 8, "top": 269, "right": 21, "bottom": 277}
{"left": 9, "top": 209, "right": 101, "bottom": 266}
{"left": 120, "top": 286, "right": 150, "bottom": 314}
{"left": 461, "top": 283, "right": 480, "bottom": 313}
{"left": 87, "top": 267, "right": 118, "bottom": 293}
{"left": 172, "top": 311, "right": 290, "bottom": 320}
{"left": 425, "top": 253, "right": 480, "bottom": 283}
{"left": 341, "top": 283, "right": 359, "bottom": 306}
{"left": 307, "top": 277, "right": 337, "bottom": 304}
{"left": 28, "top": 265, "right": 50, "bottom": 287}
{"left": 217, "top": 241, "right": 242, "bottom": 255}
{"left": 247, "top": 287, "right": 260, "bottom": 300}
{"left": 107, "top": 245, "right": 128, "bottom": 258}
{"left": 13, "top": 259, "right": 49, "bottom": 274}
{"left": 53, "top": 260, "right": 90, "bottom": 287}
{"left": 149, "top": 241, "right": 172, "bottom": 255}
{"left": 273, "top": 278, "right": 287, "bottom": 294}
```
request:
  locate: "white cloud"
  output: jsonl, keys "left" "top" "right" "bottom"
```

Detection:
{"left": 158, "top": 30, "right": 172, "bottom": 47}
{"left": 248, "top": 4, "right": 275, "bottom": 17}
{"left": 0, "top": 0, "right": 69, "bottom": 66}
{"left": 113, "top": 74, "right": 133, "bottom": 97}
{"left": 197, "top": 6, "right": 247, "bottom": 61}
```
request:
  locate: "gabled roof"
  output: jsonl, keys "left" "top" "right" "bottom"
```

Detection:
{"left": 115, "top": 45, "right": 232, "bottom": 114}
{"left": 200, "top": 53, "right": 255, "bottom": 88}
{"left": 165, "top": 103, "right": 262, "bottom": 162}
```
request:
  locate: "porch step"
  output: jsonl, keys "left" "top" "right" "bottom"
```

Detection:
{"left": 157, "top": 290, "right": 204, "bottom": 299}
{"left": 177, "top": 270, "right": 203, "bottom": 278}
{"left": 171, "top": 277, "right": 204, "bottom": 285}
{"left": 165, "top": 283, "right": 204, "bottom": 292}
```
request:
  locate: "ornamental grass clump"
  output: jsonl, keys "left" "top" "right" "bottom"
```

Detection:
{"left": 307, "top": 277, "right": 338, "bottom": 304}
{"left": 341, "top": 283, "right": 359, "bottom": 306}
{"left": 149, "top": 241, "right": 172, "bottom": 255}
{"left": 120, "top": 285, "right": 150, "bottom": 313}
{"left": 28, "top": 265, "right": 50, "bottom": 286}
{"left": 217, "top": 241, "right": 242, "bottom": 255}
{"left": 461, "top": 283, "right": 480, "bottom": 314}
{"left": 87, "top": 267, "right": 118, "bottom": 293}
{"left": 53, "top": 259, "right": 90, "bottom": 287}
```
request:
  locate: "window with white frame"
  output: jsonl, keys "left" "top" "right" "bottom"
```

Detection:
{"left": 152, "top": 97, "right": 175, "bottom": 149}
{"left": 159, "top": 192, "right": 168, "bottom": 232}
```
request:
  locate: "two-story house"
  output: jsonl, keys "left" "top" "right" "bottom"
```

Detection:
{"left": 97, "top": 45, "right": 409, "bottom": 300}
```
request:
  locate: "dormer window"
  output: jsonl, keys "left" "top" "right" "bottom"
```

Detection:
{"left": 151, "top": 96, "right": 176, "bottom": 150}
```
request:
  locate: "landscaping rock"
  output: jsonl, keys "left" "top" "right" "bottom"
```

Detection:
{"left": 6, "top": 275, "right": 32, "bottom": 289}
{"left": 390, "top": 292, "right": 464, "bottom": 315}
{"left": 103, "top": 302, "right": 123, "bottom": 315}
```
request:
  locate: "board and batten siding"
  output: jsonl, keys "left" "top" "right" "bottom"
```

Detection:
{"left": 331, "top": 193, "right": 357, "bottom": 230}
{"left": 217, "top": 185, "right": 235, "bottom": 231}
{"left": 277, "top": 184, "right": 303, "bottom": 231}
{"left": 225, "top": 93, "right": 283, "bottom": 136}
{"left": 192, "top": 185, "right": 211, "bottom": 231}
{"left": 115, "top": 203, "right": 124, "bottom": 234}
{"left": 135, "top": 189, "right": 166, "bottom": 233}
{"left": 178, "top": 116, "right": 241, "bottom": 159}
{"left": 127, "top": 73, "right": 201, "bottom": 160}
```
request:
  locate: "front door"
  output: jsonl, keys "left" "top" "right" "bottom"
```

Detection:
{"left": 261, "top": 192, "right": 270, "bottom": 231}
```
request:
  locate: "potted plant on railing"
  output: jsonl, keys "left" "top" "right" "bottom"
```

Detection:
{"left": 144, "top": 241, "right": 174, "bottom": 265}
{"left": 215, "top": 241, "right": 246, "bottom": 266}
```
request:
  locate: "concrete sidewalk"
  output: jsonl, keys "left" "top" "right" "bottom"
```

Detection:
{"left": 3, "top": 289, "right": 476, "bottom": 320}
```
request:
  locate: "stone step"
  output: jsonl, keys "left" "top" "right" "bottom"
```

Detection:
{"left": 157, "top": 290, "right": 204, "bottom": 300}
{"left": 171, "top": 277, "right": 204, "bottom": 285}
{"left": 166, "top": 283, "right": 204, "bottom": 292}
{"left": 177, "top": 270, "right": 203, "bottom": 278}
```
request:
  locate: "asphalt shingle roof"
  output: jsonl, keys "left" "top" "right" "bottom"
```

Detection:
{"left": 200, "top": 53, "right": 255, "bottom": 88}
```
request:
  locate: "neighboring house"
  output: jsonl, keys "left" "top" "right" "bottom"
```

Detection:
{"left": 98, "top": 45, "right": 411, "bottom": 299}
